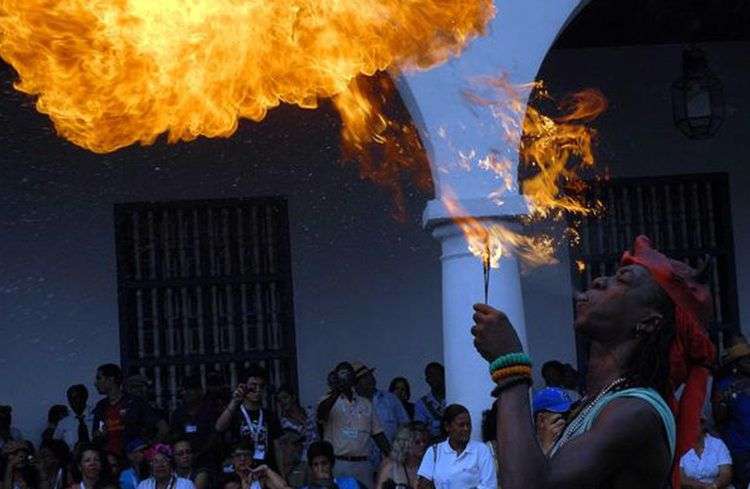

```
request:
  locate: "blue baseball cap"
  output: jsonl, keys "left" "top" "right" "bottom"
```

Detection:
{"left": 125, "top": 438, "right": 148, "bottom": 454}
{"left": 532, "top": 387, "right": 573, "bottom": 415}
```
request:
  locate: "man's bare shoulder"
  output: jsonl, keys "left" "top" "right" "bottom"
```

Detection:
{"left": 547, "top": 396, "right": 672, "bottom": 489}
{"left": 592, "top": 397, "right": 672, "bottom": 486}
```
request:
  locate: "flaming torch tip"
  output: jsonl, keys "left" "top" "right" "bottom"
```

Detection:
{"left": 483, "top": 238, "right": 491, "bottom": 304}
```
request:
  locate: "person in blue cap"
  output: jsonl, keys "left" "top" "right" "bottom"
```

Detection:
{"left": 532, "top": 387, "right": 574, "bottom": 455}
{"left": 120, "top": 438, "right": 148, "bottom": 489}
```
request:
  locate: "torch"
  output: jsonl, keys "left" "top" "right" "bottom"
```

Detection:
{"left": 482, "top": 238, "right": 491, "bottom": 304}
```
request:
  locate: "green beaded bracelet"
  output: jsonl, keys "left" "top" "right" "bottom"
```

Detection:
{"left": 489, "top": 352, "right": 532, "bottom": 374}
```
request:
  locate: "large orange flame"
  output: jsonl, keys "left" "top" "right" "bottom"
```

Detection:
{"left": 0, "top": 0, "right": 494, "bottom": 153}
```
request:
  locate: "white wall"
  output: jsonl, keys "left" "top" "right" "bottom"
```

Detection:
{"left": 521, "top": 41, "right": 750, "bottom": 375}
{"left": 0, "top": 98, "right": 443, "bottom": 442}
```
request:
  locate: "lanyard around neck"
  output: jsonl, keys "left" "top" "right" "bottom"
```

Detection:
{"left": 240, "top": 405, "right": 263, "bottom": 435}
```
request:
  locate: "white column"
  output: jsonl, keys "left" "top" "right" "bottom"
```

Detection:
{"left": 430, "top": 216, "right": 528, "bottom": 440}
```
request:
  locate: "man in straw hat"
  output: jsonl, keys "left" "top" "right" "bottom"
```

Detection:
{"left": 317, "top": 361, "right": 390, "bottom": 488}
{"left": 471, "top": 235, "right": 715, "bottom": 489}
{"left": 713, "top": 333, "right": 750, "bottom": 488}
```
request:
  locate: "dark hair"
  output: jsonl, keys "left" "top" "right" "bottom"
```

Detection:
{"left": 425, "top": 363, "right": 444, "bottom": 375}
{"left": 172, "top": 438, "right": 192, "bottom": 450}
{"left": 48, "top": 404, "right": 70, "bottom": 424}
{"left": 306, "top": 441, "right": 335, "bottom": 467}
{"left": 441, "top": 404, "right": 469, "bottom": 437}
{"left": 241, "top": 364, "right": 268, "bottom": 383}
{"left": 541, "top": 361, "right": 565, "bottom": 384}
{"left": 67, "top": 384, "right": 89, "bottom": 400}
{"left": 97, "top": 364, "right": 123, "bottom": 385}
{"left": 232, "top": 439, "right": 255, "bottom": 455}
{"left": 221, "top": 473, "right": 242, "bottom": 489}
{"left": 388, "top": 377, "right": 411, "bottom": 399}
{"left": 622, "top": 285, "right": 676, "bottom": 398}
{"left": 72, "top": 444, "right": 113, "bottom": 488}
{"left": 276, "top": 384, "right": 296, "bottom": 396}
{"left": 480, "top": 403, "right": 497, "bottom": 443}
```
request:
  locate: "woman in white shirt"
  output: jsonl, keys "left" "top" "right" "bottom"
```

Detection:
{"left": 416, "top": 404, "right": 497, "bottom": 489}
{"left": 679, "top": 418, "right": 733, "bottom": 489}
{"left": 136, "top": 445, "right": 194, "bottom": 489}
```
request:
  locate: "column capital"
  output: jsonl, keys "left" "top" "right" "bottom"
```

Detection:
{"left": 422, "top": 195, "right": 529, "bottom": 231}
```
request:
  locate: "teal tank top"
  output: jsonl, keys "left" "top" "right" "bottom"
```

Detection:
{"left": 549, "top": 387, "right": 676, "bottom": 459}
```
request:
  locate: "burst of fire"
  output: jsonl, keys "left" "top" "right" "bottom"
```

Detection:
{"left": 464, "top": 76, "right": 608, "bottom": 219}
{"left": 444, "top": 77, "right": 607, "bottom": 271}
{"left": 442, "top": 191, "right": 557, "bottom": 270}
{"left": 0, "top": 0, "right": 494, "bottom": 153}
{"left": 576, "top": 259, "right": 586, "bottom": 273}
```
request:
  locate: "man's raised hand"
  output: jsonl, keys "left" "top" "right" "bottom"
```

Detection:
{"left": 471, "top": 303, "right": 523, "bottom": 361}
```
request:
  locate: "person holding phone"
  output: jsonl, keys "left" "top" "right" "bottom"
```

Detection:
{"left": 215, "top": 365, "right": 281, "bottom": 471}
{"left": 531, "top": 387, "right": 574, "bottom": 455}
{"left": 2, "top": 440, "right": 46, "bottom": 489}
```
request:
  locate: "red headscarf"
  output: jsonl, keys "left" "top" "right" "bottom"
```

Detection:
{"left": 620, "top": 236, "right": 716, "bottom": 488}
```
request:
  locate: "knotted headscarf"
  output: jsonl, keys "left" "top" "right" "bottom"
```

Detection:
{"left": 621, "top": 235, "right": 716, "bottom": 488}
{"left": 145, "top": 443, "right": 173, "bottom": 462}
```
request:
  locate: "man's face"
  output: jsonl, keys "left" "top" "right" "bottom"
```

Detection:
{"left": 310, "top": 455, "right": 332, "bottom": 481}
{"left": 276, "top": 391, "right": 294, "bottom": 411}
{"left": 127, "top": 447, "right": 145, "bottom": 466}
{"left": 425, "top": 366, "right": 444, "bottom": 391}
{"left": 574, "top": 265, "right": 662, "bottom": 341}
{"left": 68, "top": 389, "right": 88, "bottom": 414}
{"left": 94, "top": 371, "right": 109, "bottom": 395}
{"left": 173, "top": 442, "right": 192, "bottom": 469}
{"left": 244, "top": 377, "right": 265, "bottom": 404}
{"left": 356, "top": 372, "right": 376, "bottom": 397}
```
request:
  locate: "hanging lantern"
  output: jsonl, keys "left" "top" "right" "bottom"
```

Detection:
{"left": 671, "top": 46, "right": 725, "bottom": 139}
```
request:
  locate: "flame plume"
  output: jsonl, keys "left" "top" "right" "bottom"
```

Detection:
{"left": 444, "top": 77, "right": 607, "bottom": 273}
{"left": 0, "top": 0, "right": 494, "bottom": 153}
{"left": 334, "top": 73, "right": 433, "bottom": 220}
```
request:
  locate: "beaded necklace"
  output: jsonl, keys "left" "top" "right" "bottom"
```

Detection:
{"left": 551, "top": 377, "right": 626, "bottom": 454}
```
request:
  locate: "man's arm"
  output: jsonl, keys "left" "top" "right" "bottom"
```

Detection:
{"left": 496, "top": 385, "right": 671, "bottom": 489}
{"left": 216, "top": 384, "right": 246, "bottom": 432}
{"left": 316, "top": 391, "right": 340, "bottom": 424}
{"left": 372, "top": 432, "right": 391, "bottom": 457}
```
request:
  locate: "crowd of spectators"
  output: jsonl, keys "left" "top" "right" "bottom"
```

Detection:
{"left": 1, "top": 332, "right": 749, "bottom": 489}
